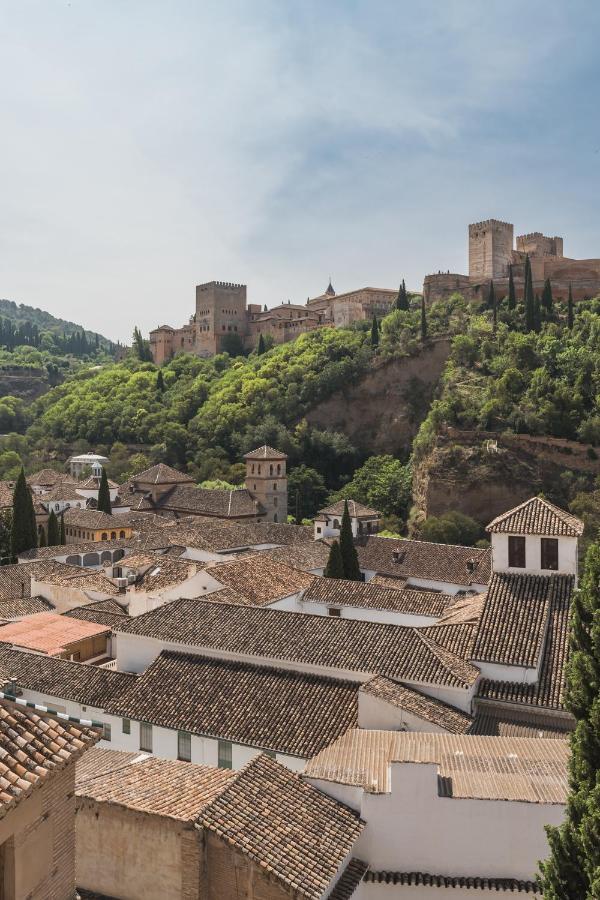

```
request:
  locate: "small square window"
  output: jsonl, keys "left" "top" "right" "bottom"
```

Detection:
{"left": 218, "top": 739, "right": 232, "bottom": 769}
{"left": 140, "top": 722, "right": 153, "bottom": 752}
{"left": 122, "top": 718, "right": 131, "bottom": 734}
{"left": 328, "top": 607, "right": 342, "bottom": 617}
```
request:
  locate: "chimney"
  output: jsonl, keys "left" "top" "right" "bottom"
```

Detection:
{"left": 466, "top": 559, "right": 475, "bottom": 573}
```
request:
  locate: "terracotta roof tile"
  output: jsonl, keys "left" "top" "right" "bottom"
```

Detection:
{"left": 304, "top": 730, "right": 569, "bottom": 802}
{"left": 76, "top": 749, "right": 233, "bottom": 822}
{"left": 115, "top": 599, "right": 479, "bottom": 688}
{"left": 472, "top": 573, "right": 572, "bottom": 669}
{"left": 0, "top": 612, "right": 109, "bottom": 656}
{"left": 127, "top": 463, "right": 194, "bottom": 485}
{"left": 364, "top": 872, "right": 540, "bottom": 893}
{"left": 303, "top": 579, "right": 453, "bottom": 617}
{"left": 205, "top": 555, "right": 314, "bottom": 604}
{"left": 263, "top": 541, "right": 331, "bottom": 572}
{"left": 0, "top": 699, "right": 97, "bottom": 817}
{"left": 487, "top": 497, "right": 583, "bottom": 537}
{"left": 470, "top": 707, "right": 572, "bottom": 740}
{"left": 243, "top": 445, "right": 288, "bottom": 460}
{"left": 318, "top": 500, "right": 379, "bottom": 518}
{"left": 0, "top": 597, "right": 54, "bottom": 619}
{"left": 356, "top": 536, "right": 492, "bottom": 587}
{"left": 109, "top": 650, "right": 359, "bottom": 757}
{"left": 360, "top": 677, "right": 473, "bottom": 734}
{"left": 200, "top": 754, "right": 363, "bottom": 900}
{"left": 126, "top": 483, "right": 262, "bottom": 518}
{"left": 329, "top": 859, "right": 369, "bottom": 900}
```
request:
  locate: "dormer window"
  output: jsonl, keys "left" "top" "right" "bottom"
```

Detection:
{"left": 508, "top": 536, "right": 526, "bottom": 568}
{"left": 541, "top": 538, "right": 559, "bottom": 571}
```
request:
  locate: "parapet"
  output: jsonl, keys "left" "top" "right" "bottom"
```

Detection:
{"left": 197, "top": 280, "right": 247, "bottom": 290}
{"left": 469, "top": 219, "right": 513, "bottom": 234}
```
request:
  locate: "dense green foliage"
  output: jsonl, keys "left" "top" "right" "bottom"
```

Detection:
{"left": 330, "top": 455, "right": 412, "bottom": 530}
{"left": 287, "top": 465, "right": 328, "bottom": 523}
{"left": 324, "top": 540, "right": 344, "bottom": 579}
{"left": 539, "top": 541, "right": 600, "bottom": 897}
{"left": 10, "top": 468, "right": 38, "bottom": 558}
{"left": 0, "top": 298, "right": 114, "bottom": 357}
{"left": 420, "top": 511, "right": 483, "bottom": 547}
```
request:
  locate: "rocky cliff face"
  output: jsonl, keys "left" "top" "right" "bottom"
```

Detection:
{"left": 0, "top": 367, "right": 52, "bottom": 402}
{"left": 306, "top": 338, "right": 451, "bottom": 456}
{"left": 413, "top": 429, "right": 599, "bottom": 527}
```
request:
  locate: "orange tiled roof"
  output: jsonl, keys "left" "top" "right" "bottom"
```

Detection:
{"left": 0, "top": 612, "right": 109, "bottom": 656}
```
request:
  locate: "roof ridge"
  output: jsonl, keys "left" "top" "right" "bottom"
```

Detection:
{"left": 414, "top": 630, "right": 479, "bottom": 686}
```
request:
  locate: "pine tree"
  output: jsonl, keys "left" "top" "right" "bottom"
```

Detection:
{"left": 156, "top": 370, "right": 165, "bottom": 392}
{"left": 568, "top": 284, "right": 574, "bottom": 330}
{"left": 38, "top": 527, "right": 47, "bottom": 548}
{"left": 370, "top": 315, "right": 379, "bottom": 347}
{"left": 97, "top": 468, "right": 112, "bottom": 515}
{"left": 395, "top": 279, "right": 409, "bottom": 311}
{"left": 10, "top": 468, "right": 38, "bottom": 558}
{"left": 47, "top": 509, "right": 60, "bottom": 546}
{"left": 420, "top": 296, "right": 427, "bottom": 342}
{"left": 59, "top": 515, "right": 66, "bottom": 545}
{"left": 339, "top": 501, "right": 361, "bottom": 581}
{"left": 257, "top": 333, "right": 266, "bottom": 355}
{"left": 324, "top": 540, "right": 344, "bottom": 579}
{"left": 524, "top": 256, "right": 535, "bottom": 332}
{"left": 539, "top": 542, "right": 600, "bottom": 898}
{"left": 542, "top": 278, "right": 554, "bottom": 314}
{"left": 508, "top": 265, "right": 516, "bottom": 311}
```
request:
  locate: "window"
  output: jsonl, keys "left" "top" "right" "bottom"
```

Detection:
{"left": 122, "top": 718, "right": 131, "bottom": 734}
{"left": 328, "top": 607, "right": 342, "bottom": 617}
{"left": 273, "top": 514, "right": 278, "bottom": 522}
{"left": 508, "top": 535, "right": 526, "bottom": 568}
{"left": 140, "top": 722, "right": 153, "bottom": 752}
{"left": 218, "top": 739, "right": 232, "bottom": 769}
{"left": 119, "top": 530, "right": 126, "bottom": 539}
{"left": 101, "top": 532, "right": 108, "bottom": 540}
{"left": 178, "top": 730, "right": 192, "bottom": 761}
{"left": 111, "top": 531, "right": 116, "bottom": 540}
{"left": 273, "top": 482, "right": 277, "bottom": 490}
{"left": 103, "top": 723, "right": 112, "bottom": 741}
{"left": 541, "top": 537, "right": 559, "bottom": 571}
{"left": 316, "top": 527, "right": 322, "bottom": 534}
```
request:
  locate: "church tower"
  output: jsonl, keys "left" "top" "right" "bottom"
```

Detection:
{"left": 244, "top": 446, "right": 288, "bottom": 523}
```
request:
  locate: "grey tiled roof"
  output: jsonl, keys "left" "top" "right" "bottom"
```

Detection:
{"left": 303, "top": 578, "right": 453, "bottom": 617}
{"left": 355, "top": 536, "right": 492, "bottom": 586}
{"left": 487, "top": 497, "right": 583, "bottom": 537}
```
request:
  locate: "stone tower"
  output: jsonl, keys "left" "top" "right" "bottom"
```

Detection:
{"left": 195, "top": 281, "right": 248, "bottom": 357}
{"left": 244, "top": 445, "right": 288, "bottom": 524}
{"left": 468, "top": 219, "right": 514, "bottom": 280}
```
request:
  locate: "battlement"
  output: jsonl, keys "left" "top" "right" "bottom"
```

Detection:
{"left": 469, "top": 219, "right": 513, "bottom": 234}
{"left": 197, "top": 280, "right": 246, "bottom": 290}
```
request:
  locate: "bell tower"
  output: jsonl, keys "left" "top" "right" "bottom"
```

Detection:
{"left": 244, "top": 446, "right": 288, "bottom": 523}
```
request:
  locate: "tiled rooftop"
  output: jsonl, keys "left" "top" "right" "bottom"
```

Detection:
{"left": 470, "top": 707, "right": 572, "bottom": 740}
{"left": 0, "top": 646, "right": 135, "bottom": 707}
{"left": 128, "top": 483, "right": 263, "bottom": 518}
{"left": 472, "top": 573, "right": 572, "bottom": 669}
{"left": 355, "top": 536, "right": 492, "bottom": 586}
{"left": 243, "top": 445, "right": 288, "bottom": 460}
{"left": 205, "top": 555, "right": 314, "bottom": 604}
{"left": 76, "top": 748, "right": 234, "bottom": 822}
{"left": 304, "top": 730, "right": 569, "bottom": 802}
{"left": 263, "top": 540, "right": 331, "bottom": 572}
{"left": 317, "top": 500, "right": 380, "bottom": 518}
{"left": 109, "top": 650, "right": 359, "bottom": 758}
{"left": 0, "top": 612, "right": 109, "bottom": 656}
{"left": 364, "top": 872, "right": 540, "bottom": 893}
{"left": 114, "top": 598, "right": 479, "bottom": 688}
{"left": 0, "top": 699, "right": 97, "bottom": 815}
{"left": 200, "top": 753, "right": 363, "bottom": 900}
{"left": 360, "top": 677, "right": 473, "bottom": 734}
{"left": 487, "top": 497, "right": 584, "bottom": 537}
{"left": 303, "top": 578, "right": 453, "bottom": 617}
{"left": 127, "top": 463, "right": 195, "bottom": 485}
{"left": 0, "top": 596, "right": 53, "bottom": 620}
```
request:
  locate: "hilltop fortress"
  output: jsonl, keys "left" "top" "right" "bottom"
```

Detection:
{"left": 424, "top": 218, "right": 600, "bottom": 304}
{"left": 150, "top": 280, "right": 397, "bottom": 363}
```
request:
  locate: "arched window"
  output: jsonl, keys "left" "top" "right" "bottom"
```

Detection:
{"left": 277, "top": 464, "right": 281, "bottom": 475}
{"left": 111, "top": 531, "right": 117, "bottom": 540}
{"left": 273, "top": 483, "right": 277, "bottom": 490}
{"left": 258, "top": 465, "right": 261, "bottom": 475}
{"left": 119, "top": 530, "right": 125, "bottom": 539}
{"left": 251, "top": 464, "right": 255, "bottom": 474}
{"left": 333, "top": 519, "right": 340, "bottom": 529}
{"left": 101, "top": 532, "right": 108, "bottom": 541}
{"left": 269, "top": 465, "right": 273, "bottom": 475}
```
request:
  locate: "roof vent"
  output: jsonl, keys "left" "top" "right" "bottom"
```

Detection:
{"left": 466, "top": 559, "right": 475, "bottom": 572}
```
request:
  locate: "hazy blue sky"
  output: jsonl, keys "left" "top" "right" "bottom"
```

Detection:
{"left": 1, "top": 1, "right": 599, "bottom": 341}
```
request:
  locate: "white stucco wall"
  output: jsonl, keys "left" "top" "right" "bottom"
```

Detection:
{"left": 357, "top": 692, "right": 453, "bottom": 732}
{"left": 491, "top": 533, "right": 578, "bottom": 578}
{"left": 269, "top": 596, "right": 439, "bottom": 628}
{"left": 30, "top": 578, "right": 113, "bottom": 613}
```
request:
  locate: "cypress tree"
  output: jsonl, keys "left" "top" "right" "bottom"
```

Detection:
{"left": 38, "top": 526, "right": 47, "bottom": 548}
{"left": 507, "top": 264, "right": 516, "bottom": 310}
{"left": 370, "top": 315, "right": 379, "bottom": 347}
{"left": 542, "top": 278, "right": 554, "bottom": 314}
{"left": 568, "top": 284, "right": 574, "bottom": 330}
{"left": 420, "top": 296, "right": 427, "bottom": 342}
{"left": 156, "top": 369, "right": 165, "bottom": 392}
{"left": 534, "top": 294, "right": 542, "bottom": 333}
{"left": 47, "top": 509, "right": 60, "bottom": 546}
{"left": 324, "top": 540, "right": 344, "bottom": 579}
{"left": 339, "top": 501, "right": 361, "bottom": 581}
{"left": 97, "top": 468, "right": 112, "bottom": 515}
{"left": 539, "top": 542, "right": 600, "bottom": 898}
{"left": 491, "top": 282, "right": 498, "bottom": 334}
{"left": 395, "top": 279, "right": 409, "bottom": 311}
{"left": 524, "top": 256, "right": 535, "bottom": 332}
{"left": 257, "top": 333, "right": 266, "bottom": 355}
{"left": 59, "top": 514, "right": 66, "bottom": 545}
{"left": 10, "top": 468, "right": 38, "bottom": 558}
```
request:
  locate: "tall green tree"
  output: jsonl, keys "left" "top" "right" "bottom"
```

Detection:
{"left": 324, "top": 540, "right": 345, "bottom": 579}
{"left": 10, "top": 468, "right": 38, "bottom": 558}
{"left": 59, "top": 514, "right": 66, "bottom": 545}
{"left": 257, "top": 333, "right": 266, "bottom": 355}
{"left": 420, "top": 296, "right": 427, "bottom": 342}
{"left": 38, "top": 526, "right": 47, "bottom": 548}
{"left": 534, "top": 294, "right": 542, "bottom": 333}
{"left": 507, "top": 264, "right": 516, "bottom": 310}
{"left": 568, "top": 284, "right": 574, "bottom": 330}
{"left": 156, "top": 369, "right": 165, "bottom": 392}
{"left": 339, "top": 500, "right": 361, "bottom": 581}
{"left": 97, "top": 467, "right": 112, "bottom": 515}
{"left": 489, "top": 281, "right": 497, "bottom": 333}
{"left": 539, "top": 542, "right": 600, "bottom": 898}
{"left": 524, "top": 256, "right": 535, "bottom": 332}
{"left": 542, "top": 278, "right": 554, "bottom": 314}
{"left": 395, "top": 279, "right": 409, "bottom": 311}
{"left": 132, "top": 326, "right": 152, "bottom": 362}
{"left": 370, "top": 315, "right": 379, "bottom": 347}
{"left": 47, "top": 509, "right": 60, "bottom": 546}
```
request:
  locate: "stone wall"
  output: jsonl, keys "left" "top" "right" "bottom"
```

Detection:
{"left": 468, "top": 219, "right": 513, "bottom": 280}
{"left": 202, "top": 830, "right": 292, "bottom": 900}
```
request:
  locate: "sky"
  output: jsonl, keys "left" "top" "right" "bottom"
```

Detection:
{"left": 1, "top": 0, "right": 600, "bottom": 342}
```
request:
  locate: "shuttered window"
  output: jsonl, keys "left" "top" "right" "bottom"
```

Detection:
{"left": 541, "top": 538, "right": 559, "bottom": 571}
{"left": 508, "top": 535, "right": 526, "bottom": 568}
